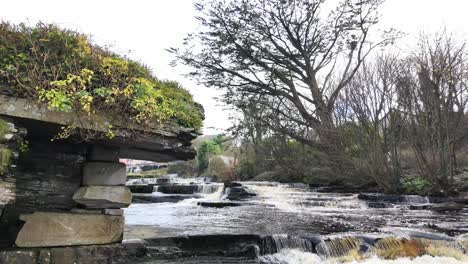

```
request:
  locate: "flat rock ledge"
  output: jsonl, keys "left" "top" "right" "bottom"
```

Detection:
{"left": 15, "top": 212, "right": 124, "bottom": 247}
{"left": 0, "top": 239, "right": 147, "bottom": 264}
{"left": 73, "top": 186, "right": 132, "bottom": 209}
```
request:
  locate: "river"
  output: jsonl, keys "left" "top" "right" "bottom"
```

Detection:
{"left": 124, "top": 179, "right": 468, "bottom": 263}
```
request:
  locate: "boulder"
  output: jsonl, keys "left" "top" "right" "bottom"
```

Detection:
{"left": 73, "top": 186, "right": 132, "bottom": 209}
{"left": 15, "top": 212, "right": 124, "bottom": 247}
{"left": 223, "top": 187, "right": 256, "bottom": 201}
{"left": 82, "top": 162, "right": 127, "bottom": 186}
{"left": 430, "top": 202, "right": 464, "bottom": 213}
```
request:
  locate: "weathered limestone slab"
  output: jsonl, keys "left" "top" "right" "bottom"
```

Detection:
{"left": 82, "top": 162, "right": 126, "bottom": 186}
{"left": 15, "top": 212, "right": 124, "bottom": 247}
{"left": 73, "top": 186, "right": 132, "bottom": 209}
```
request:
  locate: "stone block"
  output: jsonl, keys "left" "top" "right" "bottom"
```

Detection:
{"left": 82, "top": 162, "right": 126, "bottom": 186}
{"left": 103, "top": 209, "right": 124, "bottom": 216}
{"left": 73, "top": 186, "right": 132, "bottom": 209}
{"left": 15, "top": 212, "right": 124, "bottom": 247}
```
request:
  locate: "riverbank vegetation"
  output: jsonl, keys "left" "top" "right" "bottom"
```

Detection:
{"left": 173, "top": 0, "right": 468, "bottom": 196}
{"left": 0, "top": 22, "right": 202, "bottom": 140}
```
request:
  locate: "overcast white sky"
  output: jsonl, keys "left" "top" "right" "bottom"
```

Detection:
{"left": 1, "top": 0, "right": 467, "bottom": 135}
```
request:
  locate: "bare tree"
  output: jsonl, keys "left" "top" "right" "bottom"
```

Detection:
{"left": 341, "top": 54, "right": 404, "bottom": 192}
{"left": 397, "top": 32, "right": 468, "bottom": 194}
{"left": 172, "top": 0, "right": 399, "bottom": 175}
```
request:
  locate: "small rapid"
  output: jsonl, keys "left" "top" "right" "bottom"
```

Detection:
{"left": 124, "top": 179, "right": 468, "bottom": 263}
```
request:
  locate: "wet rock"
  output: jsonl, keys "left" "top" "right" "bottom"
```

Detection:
{"left": 454, "top": 192, "right": 468, "bottom": 205}
{"left": 15, "top": 212, "right": 124, "bottom": 247}
{"left": 224, "top": 182, "right": 242, "bottom": 188}
{"left": 409, "top": 204, "right": 432, "bottom": 210}
{"left": 132, "top": 193, "right": 196, "bottom": 203}
{"left": 288, "top": 183, "right": 308, "bottom": 188}
{"left": 156, "top": 185, "right": 198, "bottom": 194}
{"left": 223, "top": 187, "right": 256, "bottom": 200}
{"left": 366, "top": 202, "right": 394, "bottom": 209}
{"left": 146, "top": 234, "right": 261, "bottom": 255}
{"left": 358, "top": 193, "right": 403, "bottom": 203}
{"left": 197, "top": 202, "right": 242, "bottom": 208}
{"left": 72, "top": 186, "right": 132, "bottom": 209}
{"left": 128, "top": 184, "right": 155, "bottom": 193}
{"left": 82, "top": 162, "right": 127, "bottom": 186}
{"left": 157, "top": 178, "right": 171, "bottom": 184}
{"left": 430, "top": 202, "right": 464, "bottom": 213}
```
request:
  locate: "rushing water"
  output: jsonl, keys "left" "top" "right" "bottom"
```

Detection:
{"left": 124, "top": 180, "right": 468, "bottom": 263}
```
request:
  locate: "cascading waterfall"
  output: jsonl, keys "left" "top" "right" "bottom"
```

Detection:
{"left": 259, "top": 235, "right": 468, "bottom": 263}
{"left": 270, "top": 235, "right": 315, "bottom": 253}
{"left": 197, "top": 184, "right": 222, "bottom": 194}
{"left": 315, "top": 236, "right": 363, "bottom": 258}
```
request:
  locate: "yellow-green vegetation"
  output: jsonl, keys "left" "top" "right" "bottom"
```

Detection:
{"left": 0, "top": 147, "right": 12, "bottom": 175}
{"left": 0, "top": 118, "right": 7, "bottom": 138}
{"left": 0, "top": 22, "right": 202, "bottom": 139}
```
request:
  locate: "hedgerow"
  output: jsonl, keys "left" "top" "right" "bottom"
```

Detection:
{"left": 0, "top": 22, "right": 202, "bottom": 139}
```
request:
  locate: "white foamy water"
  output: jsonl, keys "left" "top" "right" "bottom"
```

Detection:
{"left": 259, "top": 249, "right": 467, "bottom": 264}
{"left": 246, "top": 183, "right": 367, "bottom": 213}
{"left": 126, "top": 180, "right": 468, "bottom": 243}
